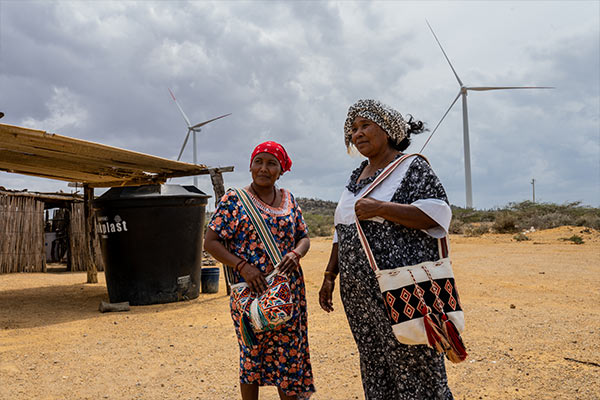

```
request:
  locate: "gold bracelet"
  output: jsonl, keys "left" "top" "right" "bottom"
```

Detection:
{"left": 324, "top": 271, "right": 338, "bottom": 280}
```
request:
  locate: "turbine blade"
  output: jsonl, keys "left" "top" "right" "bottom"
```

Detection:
{"left": 168, "top": 88, "right": 193, "bottom": 128}
{"left": 191, "top": 113, "right": 232, "bottom": 130}
{"left": 420, "top": 91, "right": 462, "bottom": 153}
{"left": 467, "top": 86, "right": 555, "bottom": 91}
{"left": 177, "top": 128, "right": 192, "bottom": 161}
{"left": 426, "top": 20, "right": 463, "bottom": 87}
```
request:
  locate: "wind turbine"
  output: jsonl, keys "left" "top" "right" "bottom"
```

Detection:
{"left": 168, "top": 88, "right": 231, "bottom": 187}
{"left": 423, "top": 21, "right": 553, "bottom": 208}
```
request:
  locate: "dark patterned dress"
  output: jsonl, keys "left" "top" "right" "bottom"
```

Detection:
{"left": 208, "top": 188, "right": 315, "bottom": 399}
{"left": 335, "top": 155, "right": 454, "bottom": 400}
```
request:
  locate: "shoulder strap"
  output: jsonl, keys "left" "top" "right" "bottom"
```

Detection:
{"left": 360, "top": 153, "right": 429, "bottom": 200}
{"left": 233, "top": 188, "right": 283, "bottom": 266}
{"left": 354, "top": 153, "right": 443, "bottom": 273}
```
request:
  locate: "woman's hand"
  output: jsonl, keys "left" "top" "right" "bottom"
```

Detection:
{"left": 278, "top": 252, "right": 300, "bottom": 276}
{"left": 320, "top": 242, "right": 339, "bottom": 313}
{"left": 240, "top": 263, "right": 268, "bottom": 294}
{"left": 319, "top": 276, "right": 336, "bottom": 312}
{"left": 355, "top": 198, "right": 384, "bottom": 220}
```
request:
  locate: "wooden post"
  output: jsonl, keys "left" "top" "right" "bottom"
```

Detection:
{"left": 208, "top": 168, "right": 226, "bottom": 207}
{"left": 83, "top": 185, "right": 98, "bottom": 284}
{"left": 208, "top": 168, "right": 230, "bottom": 294}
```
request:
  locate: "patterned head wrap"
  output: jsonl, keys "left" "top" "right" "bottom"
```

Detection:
{"left": 343, "top": 99, "right": 410, "bottom": 148}
{"left": 250, "top": 141, "right": 292, "bottom": 174}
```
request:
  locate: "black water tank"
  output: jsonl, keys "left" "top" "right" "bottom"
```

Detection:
{"left": 93, "top": 184, "right": 210, "bottom": 305}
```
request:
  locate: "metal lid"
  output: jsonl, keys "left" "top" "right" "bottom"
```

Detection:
{"left": 93, "top": 184, "right": 210, "bottom": 207}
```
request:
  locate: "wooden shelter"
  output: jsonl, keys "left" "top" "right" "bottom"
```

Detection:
{"left": 0, "top": 189, "right": 104, "bottom": 274}
{"left": 0, "top": 123, "right": 232, "bottom": 282}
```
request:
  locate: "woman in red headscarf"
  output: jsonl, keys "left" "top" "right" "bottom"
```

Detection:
{"left": 204, "top": 141, "right": 314, "bottom": 400}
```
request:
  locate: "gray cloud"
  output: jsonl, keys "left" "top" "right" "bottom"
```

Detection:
{"left": 1, "top": 1, "right": 598, "bottom": 210}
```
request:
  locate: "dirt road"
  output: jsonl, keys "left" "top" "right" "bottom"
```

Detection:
{"left": 1, "top": 226, "right": 598, "bottom": 399}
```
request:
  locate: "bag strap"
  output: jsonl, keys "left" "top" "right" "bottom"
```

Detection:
{"left": 233, "top": 188, "right": 283, "bottom": 266}
{"left": 354, "top": 153, "right": 448, "bottom": 273}
{"left": 360, "top": 153, "right": 422, "bottom": 198}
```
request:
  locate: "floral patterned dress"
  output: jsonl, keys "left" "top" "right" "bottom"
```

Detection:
{"left": 208, "top": 188, "right": 315, "bottom": 399}
{"left": 334, "top": 155, "right": 454, "bottom": 400}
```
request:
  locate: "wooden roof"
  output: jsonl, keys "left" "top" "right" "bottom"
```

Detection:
{"left": 0, "top": 189, "right": 83, "bottom": 209}
{"left": 0, "top": 123, "right": 217, "bottom": 188}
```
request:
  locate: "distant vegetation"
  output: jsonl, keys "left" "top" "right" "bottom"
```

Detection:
{"left": 298, "top": 198, "right": 600, "bottom": 237}
{"left": 450, "top": 201, "right": 600, "bottom": 236}
{"left": 297, "top": 198, "right": 336, "bottom": 237}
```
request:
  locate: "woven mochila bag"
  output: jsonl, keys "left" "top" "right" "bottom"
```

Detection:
{"left": 355, "top": 154, "right": 467, "bottom": 363}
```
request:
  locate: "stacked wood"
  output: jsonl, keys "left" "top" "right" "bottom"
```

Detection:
{"left": 68, "top": 202, "right": 104, "bottom": 272}
{"left": 0, "top": 194, "right": 45, "bottom": 273}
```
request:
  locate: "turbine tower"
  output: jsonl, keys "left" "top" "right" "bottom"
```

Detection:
{"left": 169, "top": 88, "right": 231, "bottom": 187}
{"left": 425, "top": 21, "right": 552, "bottom": 208}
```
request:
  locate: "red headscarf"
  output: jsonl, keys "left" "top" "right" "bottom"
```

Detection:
{"left": 250, "top": 141, "right": 292, "bottom": 174}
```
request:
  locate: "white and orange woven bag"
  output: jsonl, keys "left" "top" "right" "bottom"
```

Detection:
{"left": 355, "top": 154, "right": 467, "bottom": 363}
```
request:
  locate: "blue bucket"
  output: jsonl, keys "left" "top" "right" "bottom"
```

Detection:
{"left": 201, "top": 267, "right": 220, "bottom": 294}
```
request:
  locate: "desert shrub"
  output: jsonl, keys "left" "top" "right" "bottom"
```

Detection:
{"left": 297, "top": 198, "right": 337, "bottom": 237}
{"left": 303, "top": 213, "right": 334, "bottom": 237}
{"left": 536, "top": 212, "right": 576, "bottom": 230}
{"left": 449, "top": 218, "right": 465, "bottom": 234}
{"left": 575, "top": 214, "right": 600, "bottom": 230}
{"left": 501, "top": 201, "right": 600, "bottom": 230}
{"left": 513, "top": 233, "right": 530, "bottom": 242}
{"left": 493, "top": 213, "right": 519, "bottom": 233}
{"left": 561, "top": 234, "right": 584, "bottom": 245}
{"left": 297, "top": 198, "right": 337, "bottom": 214}
{"left": 451, "top": 205, "right": 496, "bottom": 223}
{"left": 464, "top": 223, "right": 490, "bottom": 237}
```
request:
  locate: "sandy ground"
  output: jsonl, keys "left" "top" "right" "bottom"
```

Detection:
{"left": 1, "top": 226, "right": 599, "bottom": 400}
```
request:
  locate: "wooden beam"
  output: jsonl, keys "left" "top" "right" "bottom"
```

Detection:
{"left": 0, "top": 142, "right": 208, "bottom": 176}
{"left": 0, "top": 190, "right": 83, "bottom": 202}
{"left": 0, "top": 123, "right": 208, "bottom": 171}
{"left": 83, "top": 185, "right": 98, "bottom": 284}
{"left": 205, "top": 166, "right": 234, "bottom": 296}
{"left": 207, "top": 166, "right": 234, "bottom": 174}
{"left": 0, "top": 123, "right": 213, "bottom": 185}
{"left": 0, "top": 148, "right": 208, "bottom": 179}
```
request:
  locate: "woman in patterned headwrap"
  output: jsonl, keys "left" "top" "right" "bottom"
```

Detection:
{"left": 318, "top": 100, "right": 454, "bottom": 399}
{"left": 204, "top": 141, "right": 315, "bottom": 400}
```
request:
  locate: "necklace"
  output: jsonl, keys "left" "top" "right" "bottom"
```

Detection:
{"left": 251, "top": 183, "right": 277, "bottom": 206}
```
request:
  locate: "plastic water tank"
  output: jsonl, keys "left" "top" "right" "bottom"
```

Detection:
{"left": 93, "top": 184, "right": 210, "bottom": 305}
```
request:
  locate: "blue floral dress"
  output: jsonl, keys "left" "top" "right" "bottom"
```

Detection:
{"left": 208, "top": 188, "right": 315, "bottom": 399}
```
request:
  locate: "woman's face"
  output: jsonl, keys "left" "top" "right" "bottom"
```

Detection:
{"left": 250, "top": 152, "right": 282, "bottom": 187}
{"left": 350, "top": 116, "right": 391, "bottom": 157}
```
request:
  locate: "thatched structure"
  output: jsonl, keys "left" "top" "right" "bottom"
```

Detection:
{"left": 0, "top": 193, "right": 44, "bottom": 273}
{"left": 0, "top": 190, "right": 103, "bottom": 274}
{"left": 68, "top": 201, "right": 104, "bottom": 272}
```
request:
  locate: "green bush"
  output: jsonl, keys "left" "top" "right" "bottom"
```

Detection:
{"left": 451, "top": 206, "right": 496, "bottom": 223}
{"left": 575, "top": 214, "right": 600, "bottom": 230}
{"left": 501, "top": 201, "right": 600, "bottom": 230}
{"left": 303, "top": 213, "right": 334, "bottom": 237}
{"left": 296, "top": 198, "right": 600, "bottom": 237}
{"left": 513, "top": 233, "right": 530, "bottom": 242}
{"left": 463, "top": 223, "right": 490, "bottom": 237}
{"left": 493, "top": 213, "right": 519, "bottom": 233}
{"left": 449, "top": 218, "right": 465, "bottom": 234}
{"left": 561, "top": 234, "right": 585, "bottom": 244}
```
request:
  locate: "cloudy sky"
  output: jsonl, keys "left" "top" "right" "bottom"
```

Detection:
{"left": 1, "top": 1, "right": 598, "bottom": 210}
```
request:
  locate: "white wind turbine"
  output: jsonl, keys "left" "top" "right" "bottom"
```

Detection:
{"left": 422, "top": 21, "right": 553, "bottom": 208}
{"left": 168, "top": 88, "right": 231, "bottom": 187}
